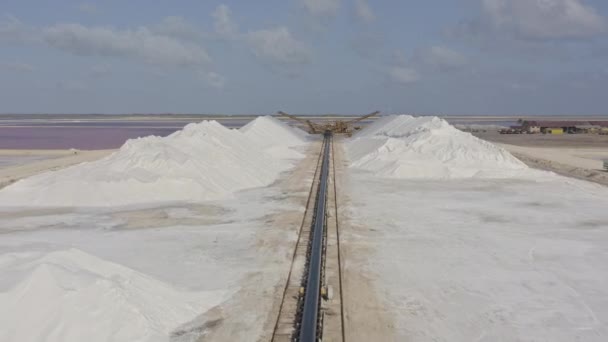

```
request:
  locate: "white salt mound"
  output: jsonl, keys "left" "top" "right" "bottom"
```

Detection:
{"left": 346, "top": 115, "right": 529, "bottom": 179}
{"left": 0, "top": 119, "right": 308, "bottom": 207}
{"left": 240, "top": 115, "right": 308, "bottom": 148}
{"left": 0, "top": 248, "right": 226, "bottom": 342}
{"left": 240, "top": 116, "right": 309, "bottom": 159}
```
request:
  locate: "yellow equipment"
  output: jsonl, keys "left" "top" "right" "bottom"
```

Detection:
{"left": 277, "top": 111, "right": 380, "bottom": 136}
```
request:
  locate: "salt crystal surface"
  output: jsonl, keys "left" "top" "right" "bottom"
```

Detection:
{"left": 346, "top": 115, "right": 530, "bottom": 179}
{"left": 240, "top": 116, "right": 310, "bottom": 159}
{"left": 0, "top": 118, "right": 308, "bottom": 207}
{"left": 0, "top": 248, "right": 227, "bottom": 342}
{"left": 240, "top": 115, "right": 308, "bottom": 148}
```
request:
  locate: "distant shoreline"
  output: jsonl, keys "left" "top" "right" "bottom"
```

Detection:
{"left": 1, "top": 113, "right": 608, "bottom": 121}
{"left": 1, "top": 114, "right": 607, "bottom": 150}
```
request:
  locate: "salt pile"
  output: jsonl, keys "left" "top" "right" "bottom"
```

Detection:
{"left": 0, "top": 118, "right": 308, "bottom": 207}
{"left": 346, "top": 115, "right": 529, "bottom": 179}
{"left": 240, "top": 116, "right": 309, "bottom": 158}
{"left": 0, "top": 248, "right": 226, "bottom": 342}
{"left": 240, "top": 115, "right": 308, "bottom": 148}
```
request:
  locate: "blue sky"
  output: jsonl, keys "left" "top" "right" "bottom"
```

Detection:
{"left": 1, "top": 0, "right": 608, "bottom": 115}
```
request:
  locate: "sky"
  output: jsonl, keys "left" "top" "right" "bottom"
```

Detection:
{"left": 1, "top": 0, "right": 608, "bottom": 115}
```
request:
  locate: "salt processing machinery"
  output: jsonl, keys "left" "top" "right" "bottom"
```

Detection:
{"left": 277, "top": 111, "right": 380, "bottom": 136}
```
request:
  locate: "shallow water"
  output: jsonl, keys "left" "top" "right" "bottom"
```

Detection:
{"left": 0, "top": 120, "right": 249, "bottom": 149}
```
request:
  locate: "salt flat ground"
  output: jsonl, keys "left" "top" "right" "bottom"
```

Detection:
{"left": 344, "top": 169, "right": 608, "bottom": 341}
{"left": 0, "top": 192, "right": 286, "bottom": 341}
{"left": 472, "top": 131, "right": 608, "bottom": 187}
{"left": 0, "top": 142, "right": 319, "bottom": 342}
{"left": 473, "top": 131, "right": 608, "bottom": 169}
{"left": 0, "top": 149, "right": 115, "bottom": 189}
{"left": 2, "top": 113, "right": 608, "bottom": 342}
{"left": 0, "top": 155, "right": 56, "bottom": 168}
{"left": 0, "top": 116, "right": 315, "bottom": 342}
{"left": 496, "top": 145, "right": 608, "bottom": 171}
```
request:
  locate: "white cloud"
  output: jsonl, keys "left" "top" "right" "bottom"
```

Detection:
{"left": 245, "top": 27, "right": 312, "bottom": 65}
{"left": 201, "top": 71, "right": 226, "bottom": 89}
{"left": 388, "top": 67, "right": 420, "bottom": 84}
{"left": 154, "top": 16, "right": 204, "bottom": 41}
{"left": 3, "top": 7, "right": 312, "bottom": 77}
{"left": 382, "top": 46, "right": 465, "bottom": 83}
{"left": 418, "top": 46, "right": 468, "bottom": 71}
{"left": 0, "top": 14, "right": 21, "bottom": 35}
{"left": 89, "top": 63, "right": 111, "bottom": 77}
{"left": 390, "top": 49, "right": 409, "bottom": 66}
{"left": 481, "top": 0, "right": 606, "bottom": 39}
{"left": 57, "top": 80, "right": 87, "bottom": 91}
{"left": 350, "top": 32, "right": 383, "bottom": 59}
{"left": 78, "top": 3, "right": 99, "bottom": 15}
{"left": 302, "top": 0, "right": 341, "bottom": 16}
{"left": 0, "top": 61, "right": 34, "bottom": 72}
{"left": 354, "top": 0, "right": 375, "bottom": 24}
{"left": 209, "top": 5, "right": 312, "bottom": 67}
{"left": 213, "top": 4, "right": 238, "bottom": 38}
{"left": 42, "top": 23, "right": 211, "bottom": 67}
{"left": 0, "top": 15, "right": 36, "bottom": 43}
{"left": 207, "top": 4, "right": 313, "bottom": 69}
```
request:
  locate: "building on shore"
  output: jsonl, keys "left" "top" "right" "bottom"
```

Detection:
{"left": 521, "top": 120, "right": 608, "bottom": 134}
{"left": 545, "top": 128, "right": 563, "bottom": 134}
{"left": 574, "top": 125, "right": 602, "bottom": 134}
